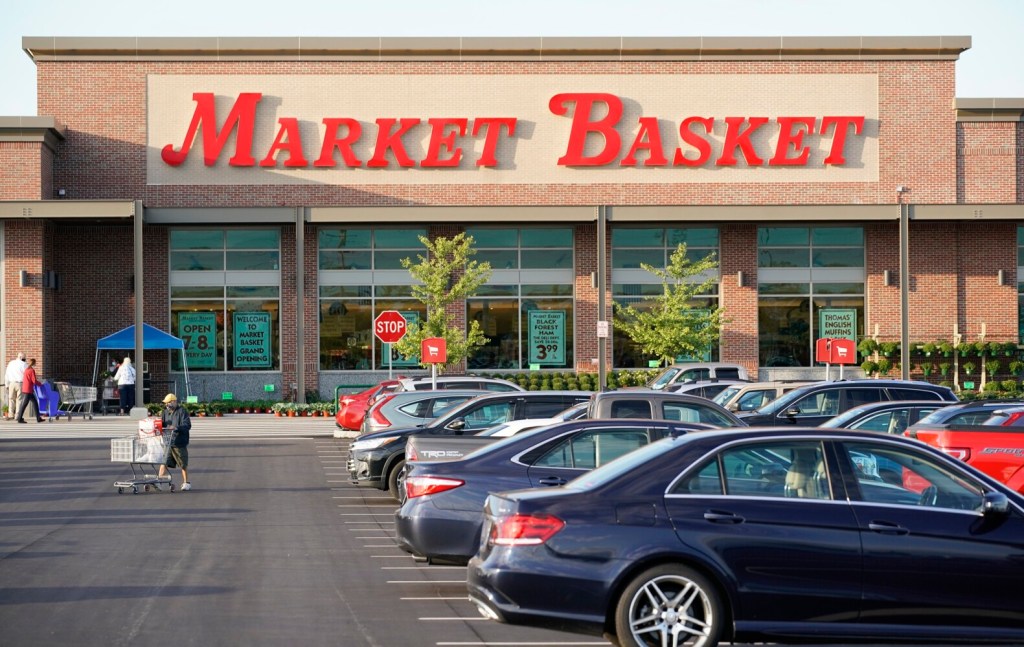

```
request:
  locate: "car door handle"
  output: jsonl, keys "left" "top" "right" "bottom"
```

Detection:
{"left": 867, "top": 521, "right": 910, "bottom": 535}
{"left": 537, "top": 477, "right": 567, "bottom": 486}
{"left": 703, "top": 510, "right": 744, "bottom": 524}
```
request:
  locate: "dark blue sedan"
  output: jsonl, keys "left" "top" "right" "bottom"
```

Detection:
{"left": 467, "top": 428, "right": 1024, "bottom": 646}
{"left": 395, "top": 419, "right": 711, "bottom": 565}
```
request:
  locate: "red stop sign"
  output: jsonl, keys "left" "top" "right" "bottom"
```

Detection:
{"left": 373, "top": 310, "right": 407, "bottom": 343}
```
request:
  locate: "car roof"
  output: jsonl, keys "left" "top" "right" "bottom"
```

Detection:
{"left": 376, "top": 389, "right": 488, "bottom": 402}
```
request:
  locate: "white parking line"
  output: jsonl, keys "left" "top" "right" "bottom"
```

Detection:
{"left": 401, "top": 596, "right": 467, "bottom": 600}
{"left": 345, "top": 521, "right": 394, "bottom": 525}
{"left": 419, "top": 617, "right": 489, "bottom": 621}
{"left": 340, "top": 513, "right": 395, "bottom": 516}
{"left": 436, "top": 643, "right": 608, "bottom": 646}
{"left": 364, "top": 544, "right": 397, "bottom": 548}
{"left": 338, "top": 504, "right": 395, "bottom": 508}
{"left": 381, "top": 566, "right": 462, "bottom": 570}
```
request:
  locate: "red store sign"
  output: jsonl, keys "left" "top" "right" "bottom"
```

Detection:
{"left": 161, "top": 92, "right": 865, "bottom": 171}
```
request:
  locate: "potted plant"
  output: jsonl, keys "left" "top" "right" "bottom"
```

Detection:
{"left": 879, "top": 341, "right": 899, "bottom": 357}
{"left": 921, "top": 341, "right": 937, "bottom": 357}
{"left": 272, "top": 402, "right": 288, "bottom": 417}
{"left": 939, "top": 361, "right": 952, "bottom": 377}
{"left": 860, "top": 360, "right": 878, "bottom": 377}
{"left": 973, "top": 340, "right": 989, "bottom": 356}
{"left": 957, "top": 342, "right": 974, "bottom": 357}
{"left": 1004, "top": 342, "right": 1019, "bottom": 357}
{"left": 938, "top": 341, "right": 954, "bottom": 357}
{"left": 985, "top": 359, "right": 1002, "bottom": 377}
{"left": 920, "top": 363, "right": 934, "bottom": 377}
{"left": 1010, "top": 360, "right": 1024, "bottom": 377}
{"left": 857, "top": 338, "right": 878, "bottom": 358}
{"left": 962, "top": 361, "right": 976, "bottom": 375}
{"left": 876, "top": 358, "right": 892, "bottom": 376}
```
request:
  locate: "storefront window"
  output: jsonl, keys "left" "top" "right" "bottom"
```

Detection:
{"left": 318, "top": 228, "right": 427, "bottom": 370}
{"left": 169, "top": 228, "right": 281, "bottom": 372}
{"left": 464, "top": 228, "right": 574, "bottom": 370}
{"left": 1018, "top": 227, "right": 1024, "bottom": 343}
{"left": 757, "top": 227, "right": 864, "bottom": 367}
{"left": 611, "top": 227, "right": 720, "bottom": 368}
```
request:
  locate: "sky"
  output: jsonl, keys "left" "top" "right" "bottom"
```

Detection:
{"left": 1, "top": 0, "right": 1022, "bottom": 117}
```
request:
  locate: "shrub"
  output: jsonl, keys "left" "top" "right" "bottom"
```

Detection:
{"left": 857, "top": 338, "right": 878, "bottom": 357}
{"left": 860, "top": 360, "right": 878, "bottom": 376}
{"left": 1001, "top": 379, "right": 1019, "bottom": 393}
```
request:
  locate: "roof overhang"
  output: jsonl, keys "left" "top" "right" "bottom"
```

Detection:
{"left": 0, "top": 117, "right": 66, "bottom": 152}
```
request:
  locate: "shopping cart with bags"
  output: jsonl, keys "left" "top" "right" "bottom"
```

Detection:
{"left": 111, "top": 417, "right": 176, "bottom": 494}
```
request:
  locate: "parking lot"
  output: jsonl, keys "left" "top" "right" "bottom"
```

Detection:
{"left": 0, "top": 420, "right": 987, "bottom": 646}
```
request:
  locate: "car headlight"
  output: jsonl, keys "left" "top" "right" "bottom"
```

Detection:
{"left": 351, "top": 436, "right": 399, "bottom": 451}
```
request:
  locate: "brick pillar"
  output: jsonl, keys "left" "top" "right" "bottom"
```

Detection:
{"left": 5, "top": 221, "right": 47, "bottom": 373}
{"left": 719, "top": 224, "right": 758, "bottom": 376}
{"left": 574, "top": 223, "right": 600, "bottom": 373}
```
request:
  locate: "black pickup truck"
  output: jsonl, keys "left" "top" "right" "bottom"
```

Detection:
{"left": 405, "top": 389, "right": 745, "bottom": 466}
{"left": 346, "top": 391, "right": 591, "bottom": 499}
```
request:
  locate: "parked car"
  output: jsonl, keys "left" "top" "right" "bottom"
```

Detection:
{"left": 396, "top": 418, "right": 712, "bottom": 565}
{"left": 467, "top": 428, "right": 1024, "bottom": 646}
{"left": 348, "top": 391, "right": 593, "bottom": 498}
{"left": 712, "top": 380, "right": 813, "bottom": 413}
{"left": 661, "top": 379, "right": 748, "bottom": 398}
{"left": 905, "top": 399, "right": 1024, "bottom": 439}
{"left": 646, "top": 362, "right": 749, "bottom": 390}
{"left": 585, "top": 390, "right": 745, "bottom": 426}
{"left": 334, "top": 380, "right": 400, "bottom": 430}
{"left": 736, "top": 379, "right": 957, "bottom": 427}
{"left": 908, "top": 404, "right": 1024, "bottom": 493}
{"left": 819, "top": 399, "right": 946, "bottom": 435}
{"left": 395, "top": 375, "right": 524, "bottom": 392}
{"left": 360, "top": 389, "right": 486, "bottom": 434}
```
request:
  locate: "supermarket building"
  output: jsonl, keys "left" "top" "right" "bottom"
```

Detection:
{"left": 1, "top": 35, "right": 1022, "bottom": 401}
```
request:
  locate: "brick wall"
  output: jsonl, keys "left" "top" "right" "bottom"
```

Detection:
{"left": 957, "top": 122, "right": 1019, "bottom": 203}
{"left": 0, "top": 143, "right": 45, "bottom": 200}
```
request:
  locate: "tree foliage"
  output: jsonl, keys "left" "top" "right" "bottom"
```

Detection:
{"left": 392, "top": 233, "right": 492, "bottom": 371}
{"left": 612, "top": 243, "right": 727, "bottom": 367}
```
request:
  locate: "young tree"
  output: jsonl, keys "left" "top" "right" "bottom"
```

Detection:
{"left": 392, "top": 233, "right": 492, "bottom": 371}
{"left": 613, "top": 243, "right": 727, "bottom": 367}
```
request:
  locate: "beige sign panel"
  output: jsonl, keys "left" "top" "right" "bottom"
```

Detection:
{"left": 147, "top": 74, "right": 878, "bottom": 186}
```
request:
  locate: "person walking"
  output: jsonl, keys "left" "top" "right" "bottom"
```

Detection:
{"left": 15, "top": 358, "right": 44, "bottom": 423}
{"left": 4, "top": 352, "right": 26, "bottom": 420}
{"left": 157, "top": 393, "right": 192, "bottom": 491}
{"left": 113, "top": 356, "right": 136, "bottom": 415}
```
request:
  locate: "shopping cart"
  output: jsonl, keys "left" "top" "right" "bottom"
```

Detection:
{"left": 55, "top": 381, "right": 97, "bottom": 420}
{"left": 111, "top": 431, "right": 177, "bottom": 494}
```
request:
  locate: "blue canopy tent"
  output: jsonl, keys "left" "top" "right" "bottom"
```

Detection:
{"left": 92, "top": 323, "right": 191, "bottom": 398}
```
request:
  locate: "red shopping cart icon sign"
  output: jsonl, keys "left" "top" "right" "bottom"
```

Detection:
{"left": 816, "top": 338, "right": 857, "bottom": 365}
{"left": 421, "top": 337, "right": 447, "bottom": 364}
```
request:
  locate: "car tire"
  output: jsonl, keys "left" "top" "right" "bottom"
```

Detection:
{"left": 387, "top": 458, "right": 406, "bottom": 501}
{"left": 613, "top": 564, "right": 724, "bottom": 647}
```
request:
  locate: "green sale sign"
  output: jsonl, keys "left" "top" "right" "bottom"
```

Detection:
{"left": 178, "top": 312, "right": 217, "bottom": 369}
{"left": 233, "top": 312, "right": 272, "bottom": 368}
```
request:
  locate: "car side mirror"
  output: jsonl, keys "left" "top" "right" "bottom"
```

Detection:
{"left": 982, "top": 491, "right": 1009, "bottom": 516}
{"left": 446, "top": 418, "right": 466, "bottom": 432}
{"left": 786, "top": 407, "right": 800, "bottom": 418}
{"left": 727, "top": 402, "right": 739, "bottom": 412}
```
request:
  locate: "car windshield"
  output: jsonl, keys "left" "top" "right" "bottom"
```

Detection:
{"left": 915, "top": 404, "right": 972, "bottom": 426}
{"left": 748, "top": 384, "right": 813, "bottom": 416}
{"left": 712, "top": 386, "right": 742, "bottom": 406}
{"left": 819, "top": 405, "right": 873, "bottom": 428}
{"left": 648, "top": 367, "right": 681, "bottom": 390}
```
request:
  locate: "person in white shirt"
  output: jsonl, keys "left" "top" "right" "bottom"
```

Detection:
{"left": 4, "top": 352, "right": 26, "bottom": 421}
{"left": 113, "top": 357, "right": 136, "bottom": 415}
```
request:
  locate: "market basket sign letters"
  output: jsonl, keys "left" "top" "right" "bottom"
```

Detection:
{"left": 233, "top": 312, "right": 272, "bottom": 368}
{"left": 179, "top": 312, "right": 217, "bottom": 369}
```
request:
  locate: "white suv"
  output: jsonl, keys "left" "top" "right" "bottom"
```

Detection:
{"left": 647, "top": 362, "right": 749, "bottom": 391}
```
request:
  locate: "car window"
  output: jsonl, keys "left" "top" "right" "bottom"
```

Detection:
{"left": 673, "top": 441, "right": 828, "bottom": 499}
{"left": 429, "top": 396, "right": 473, "bottom": 417}
{"left": 609, "top": 400, "right": 653, "bottom": 419}
{"left": 946, "top": 411, "right": 997, "bottom": 425}
{"left": 716, "top": 368, "right": 742, "bottom": 380}
{"left": 792, "top": 390, "right": 841, "bottom": 417}
{"left": 713, "top": 386, "right": 742, "bottom": 405}
{"left": 484, "top": 382, "right": 519, "bottom": 391}
{"left": 522, "top": 398, "right": 585, "bottom": 418}
{"left": 845, "top": 388, "right": 885, "bottom": 408}
{"left": 838, "top": 441, "right": 985, "bottom": 511}
{"left": 532, "top": 428, "right": 652, "bottom": 469}
{"left": 460, "top": 402, "right": 514, "bottom": 430}
{"left": 736, "top": 389, "right": 773, "bottom": 411}
{"left": 889, "top": 387, "right": 943, "bottom": 401}
{"left": 679, "top": 368, "right": 710, "bottom": 383}
{"left": 649, "top": 368, "right": 681, "bottom": 389}
{"left": 661, "top": 402, "right": 735, "bottom": 427}
{"left": 397, "top": 400, "right": 431, "bottom": 417}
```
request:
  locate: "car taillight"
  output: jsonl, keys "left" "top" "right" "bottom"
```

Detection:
{"left": 942, "top": 447, "right": 971, "bottom": 461}
{"left": 489, "top": 513, "right": 565, "bottom": 546}
{"left": 370, "top": 396, "right": 395, "bottom": 427}
{"left": 405, "top": 476, "right": 464, "bottom": 499}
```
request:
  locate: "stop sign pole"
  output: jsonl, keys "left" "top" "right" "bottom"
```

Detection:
{"left": 374, "top": 310, "right": 407, "bottom": 379}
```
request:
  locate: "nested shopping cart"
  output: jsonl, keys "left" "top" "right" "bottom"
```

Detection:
{"left": 55, "top": 381, "right": 97, "bottom": 420}
{"left": 110, "top": 431, "right": 178, "bottom": 494}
